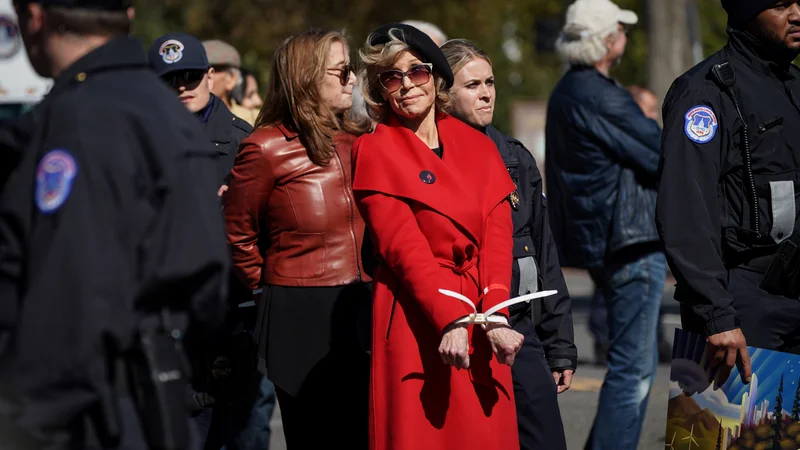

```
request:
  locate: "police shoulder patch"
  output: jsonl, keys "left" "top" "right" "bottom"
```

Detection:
{"left": 684, "top": 105, "right": 718, "bottom": 144}
{"left": 35, "top": 149, "right": 78, "bottom": 214}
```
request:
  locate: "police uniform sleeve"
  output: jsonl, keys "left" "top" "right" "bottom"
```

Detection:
{"left": 530, "top": 166, "right": 577, "bottom": 370}
{"left": 19, "top": 107, "right": 226, "bottom": 339}
{"left": 656, "top": 80, "right": 736, "bottom": 336}
{"left": 222, "top": 117, "right": 254, "bottom": 186}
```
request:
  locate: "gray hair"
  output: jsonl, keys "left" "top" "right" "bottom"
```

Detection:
{"left": 358, "top": 27, "right": 450, "bottom": 123}
{"left": 401, "top": 20, "right": 448, "bottom": 46}
{"left": 555, "top": 24, "right": 618, "bottom": 66}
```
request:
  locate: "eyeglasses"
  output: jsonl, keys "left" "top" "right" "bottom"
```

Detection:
{"left": 326, "top": 64, "right": 355, "bottom": 86}
{"left": 162, "top": 70, "right": 206, "bottom": 90}
{"left": 378, "top": 63, "right": 433, "bottom": 93}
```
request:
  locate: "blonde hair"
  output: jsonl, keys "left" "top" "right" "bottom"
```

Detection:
{"left": 254, "top": 28, "right": 370, "bottom": 166}
{"left": 555, "top": 24, "right": 618, "bottom": 67}
{"left": 358, "top": 27, "right": 450, "bottom": 123}
{"left": 441, "top": 38, "right": 492, "bottom": 76}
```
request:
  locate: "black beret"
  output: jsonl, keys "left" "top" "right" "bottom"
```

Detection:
{"left": 17, "top": 0, "right": 131, "bottom": 9}
{"left": 721, "top": 0, "right": 775, "bottom": 26}
{"left": 368, "top": 22, "right": 454, "bottom": 89}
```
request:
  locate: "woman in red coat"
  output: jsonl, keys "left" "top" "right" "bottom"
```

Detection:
{"left": 352, "top": 23, "right": 525, "bottom": 450}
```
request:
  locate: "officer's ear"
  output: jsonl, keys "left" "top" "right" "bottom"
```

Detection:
{"left": 206, "top": 67, "right": 215, "bottom": 92}
{"left": 18, "top": 1, "right": 45, "bottom": 36}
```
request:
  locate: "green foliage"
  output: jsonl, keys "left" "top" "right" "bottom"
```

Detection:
{"left": 131, "top": 0, "right": 731, "bottom": 134}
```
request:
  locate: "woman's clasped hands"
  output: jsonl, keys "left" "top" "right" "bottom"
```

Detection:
{"left": 438, "top": 320, "right": 524, "bottom": 369}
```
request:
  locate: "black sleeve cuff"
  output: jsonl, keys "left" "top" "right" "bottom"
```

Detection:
{"left": 547, "top": 356, "right": 577, "bottom": 373}
{"left": 703, "top": 313, "right": 739, "bottom": 336}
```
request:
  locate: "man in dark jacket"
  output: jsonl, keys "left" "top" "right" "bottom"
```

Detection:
{"left": 658, "top": 0, "right": 800, "bottom": 386}
{"left": 148, "top": 33, "right": 252, "bottom": 192}
{"left": 442, "top": 38, "right": 576, "bottom": 450}
{"left": 148, "top": 33, "right": 275, "bottom": 450}
{"left": 545, "top": 0, "right": 666, "bottom": 449}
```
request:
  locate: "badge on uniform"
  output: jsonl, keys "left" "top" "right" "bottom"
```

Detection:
{"left": 684, "top": 105, "right": 718, "bottom": 144}
{"left": 508, "top": 185, "right": 521, "bottom": 211}
{"left": 35, "top": 149, "right": 78, "bottom": 214}
{"left": 159, "top": 39, "right": 184, "bottom": 64}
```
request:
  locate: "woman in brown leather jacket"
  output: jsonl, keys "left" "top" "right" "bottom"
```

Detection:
{"left": 223, "top": 29, "right": 372, "bottom": 449}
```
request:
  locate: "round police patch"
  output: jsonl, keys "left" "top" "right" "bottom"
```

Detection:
{"left": 159, "top": 39, "right": 184, "bottom": 64}
{"left": 419, "top": 170, "right": 436, "bottom": 184}
{"left": 35, "top": 150, "right": 78, "bottom": 214}
{"left": 684, "top": 105, "right": 718, "bottom": 144}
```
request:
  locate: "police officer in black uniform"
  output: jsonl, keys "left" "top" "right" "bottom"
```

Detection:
{"left": 657, "top": 0, "right": 800, "bottom": 386}
{"left": 147, "top": 32, "right": 252, "bottom": 193}
{"left": 0, "top": 0, "right": 229, "bottom": 448}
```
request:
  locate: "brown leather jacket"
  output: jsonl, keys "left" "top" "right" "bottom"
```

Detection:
{"left": 224, "top": 124, "right": 370, "bottom": 289}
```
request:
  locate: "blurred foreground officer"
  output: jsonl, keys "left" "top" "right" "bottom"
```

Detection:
{"left": 441, "top": 38, "right": 574, "bottom": 450}
{"left": 0, "top": 0, "right": 229, "bottom": 449}
{"left": 658, "top": 0, "right": 800, "bottom": 387}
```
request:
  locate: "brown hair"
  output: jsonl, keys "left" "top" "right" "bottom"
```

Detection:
{"left": 45, "top": 6, "right": 131, "bottom": 36}
{"left": 254, "top": 28, "right": 370, "bottom": 166}
{"left": 358, "top": 27, "right": 450, "bottom": 123}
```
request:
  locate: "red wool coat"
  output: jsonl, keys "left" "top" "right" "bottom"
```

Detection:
{"left": 352, "top": 113, "right": 520, "bottom": 450}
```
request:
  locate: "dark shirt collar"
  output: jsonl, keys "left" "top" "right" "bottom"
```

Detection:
{"left": 196, "top": 94, "right": 216, "bottom": 126}
{"left": 48, "top": 35, "right": 148, "bottom": 98}
{"left": 727, "top": 27, "right": 798, "bottom": 79}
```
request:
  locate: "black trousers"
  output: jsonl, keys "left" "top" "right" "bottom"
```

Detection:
{"left": 681, "top": 267, "right": 800, "bottom": 353}
{"left": 259, "top": 283, "right": 371, "bottom": 450}
{"left": 510, "top": 312, "right": 568, "bottom": 450}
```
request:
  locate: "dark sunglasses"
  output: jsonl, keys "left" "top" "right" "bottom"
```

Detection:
{"left": 378, "top": 63, "right": 433, "bottom": 93}
{"left": 162, "top": 70, "right": 207, "bottom": 90}
{"left": 327, "top": 64, "right": 355, "bottom": 86}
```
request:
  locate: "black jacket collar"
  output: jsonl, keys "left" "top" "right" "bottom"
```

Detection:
{"left": 727, "top": 27, "right": 799, "bottom": 79}
{"left": 204, "top": 95, "right": 235, "bottom": 147}
{"left": 48, "top": 36, "right": 148, "bottom": 98}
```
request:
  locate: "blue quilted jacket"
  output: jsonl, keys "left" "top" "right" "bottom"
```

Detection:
{"left": 544, "top": 66, "right": 663, "bottom": 269}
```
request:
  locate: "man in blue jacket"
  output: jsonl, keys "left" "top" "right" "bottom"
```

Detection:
{"left": 545, "top": 0, "right": 666, "bottom": 449}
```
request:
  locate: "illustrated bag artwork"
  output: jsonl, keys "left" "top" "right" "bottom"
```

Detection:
{"left": 667, "top": 328, "right": 800, "bottom": 450}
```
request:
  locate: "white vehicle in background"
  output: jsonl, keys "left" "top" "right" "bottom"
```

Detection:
{"left": 0, "top": 0, "right": 51, "bottom": 125}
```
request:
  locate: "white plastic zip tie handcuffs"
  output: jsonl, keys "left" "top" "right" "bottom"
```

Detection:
{"left": 438, "top": 289, "right": 558, "bottom": 329}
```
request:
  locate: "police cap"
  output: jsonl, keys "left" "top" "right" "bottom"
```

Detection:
{"left": 368, "top": 22, "right": 454, "bottom": 89}
{"left": 148, "top": 32, "right": 209, "bottom": 77}
{"left": 16, "top": 0, "right": 131, "bottom": 9}
{"left": 721, "top": 0, "right": 775, "bottom": 26}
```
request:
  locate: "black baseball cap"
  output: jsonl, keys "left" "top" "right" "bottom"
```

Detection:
{"left": 148, "top": 32, "right": 209, "bottom": 77}
{"left": 15, "top": 0, "right": 131, "bottom": 9}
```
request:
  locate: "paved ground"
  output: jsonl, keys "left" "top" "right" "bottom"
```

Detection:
{"left": 266, "top": 269, "right": 680, "bottom": 450}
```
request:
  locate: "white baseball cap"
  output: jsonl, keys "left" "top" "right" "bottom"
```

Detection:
{"left": 562, "top": 0, "right": 638, "bottom": 39}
